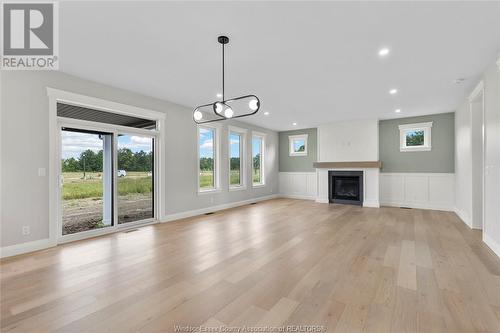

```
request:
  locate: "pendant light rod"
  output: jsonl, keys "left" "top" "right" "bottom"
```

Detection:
{"left": 218, "top": 35, "right": 229, "bottom": 101}
{"left": 222, "top": 42, "right": 225, "bottom": 101}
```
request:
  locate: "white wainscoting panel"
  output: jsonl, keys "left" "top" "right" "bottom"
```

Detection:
{"left": 279, "top": 172, "right": 317, "bottom": 200}
{"left": 380, "top": 173, "right": 455, "bottom": 211}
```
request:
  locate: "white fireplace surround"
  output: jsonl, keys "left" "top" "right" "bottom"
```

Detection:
{"left": 316, "top": 167, "right": 380, "bottom": 207}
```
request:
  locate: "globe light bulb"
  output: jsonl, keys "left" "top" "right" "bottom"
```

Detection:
{"left": 249, "top": 99, "right": 259, "bottom": 111}
{"left": 224, "top": 107, "right": 234, "bottom": 118}
{"left": 378, "top": 48, "right": 390, "bottom": 56}
{"left": 214, "top": 102, "right": 224, "bottom": 114}
{"left": 193, "top": 110, "right": 203, "bottom": 121}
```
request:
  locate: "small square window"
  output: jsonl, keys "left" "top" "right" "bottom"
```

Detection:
{"left": 399, "top": 122, "right": 432, "bottom": 152}
{"left": 289, "top": 134, "right": 308, "bottom": 156}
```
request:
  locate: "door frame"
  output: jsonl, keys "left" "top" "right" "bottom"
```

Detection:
{"left": 468, "top": 80, "right": 485, "bottom": 231}
{"left": 47, "top": 87, "right": 166, "bottom": 245}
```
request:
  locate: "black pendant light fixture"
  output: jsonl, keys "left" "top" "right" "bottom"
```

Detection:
{"left": 193, "top": 36, "right": 261, "bottom": 124}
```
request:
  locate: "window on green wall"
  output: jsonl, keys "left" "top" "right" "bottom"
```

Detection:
{"left": 289, "top": 134, "right": 308, "bottom": 156}
{"left": 399, "top": 122, "right": 432, "bottom": 152}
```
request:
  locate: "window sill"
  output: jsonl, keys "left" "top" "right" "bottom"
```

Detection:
{"left": 289, "top": 153, "right": 308, "bottom": 157}
{"left": 229, "top": 185, "right": 247, "bottom": 192}
{"left": 252, "top": 183, "right": 266, "bottom": 188}
{"left": 400, "top": 146, "right": 431, "bottom": 152}
{"left": 198, "top": 188, "right": 222, "bottom": 195}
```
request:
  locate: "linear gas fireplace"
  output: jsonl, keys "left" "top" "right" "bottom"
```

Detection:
{"left": 328, "top": 171, "right": 363, "bottom": 205}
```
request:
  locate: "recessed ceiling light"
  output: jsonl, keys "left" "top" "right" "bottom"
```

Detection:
{"left": 216, "top": 93, "right": 222, "bottom": 98}
{"left": 395, "top": 109, "right": 401, "bottom": 113}
{"left": 453, "top": 78, "right": 465, "bottom": 84}
{"left": 292, "top": 122, "right": 297, "bottom": 126}
{"left": 264, "top": 112, "right": 269, "bottom": 116}
{"left": 389, "top": 89, "right": 398, "bottom": 95}
{"left": 378, "top": 48, "right": 390, "bottom": 57}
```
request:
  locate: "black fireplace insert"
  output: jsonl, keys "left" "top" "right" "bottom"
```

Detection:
{"left": 328, "top": 171, "right": 363, "bottom": 205}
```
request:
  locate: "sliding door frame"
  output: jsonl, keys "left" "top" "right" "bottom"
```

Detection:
{"left": 48, "top": 88, "right": 165, "bottom": 245}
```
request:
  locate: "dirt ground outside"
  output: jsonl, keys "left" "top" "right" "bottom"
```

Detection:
{"left": 62, "top": 193, "right": 153, "bottom": 235}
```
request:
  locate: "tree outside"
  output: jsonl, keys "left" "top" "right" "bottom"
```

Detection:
{"left": 406, "top": 130, "right": 424, "bottom": 146}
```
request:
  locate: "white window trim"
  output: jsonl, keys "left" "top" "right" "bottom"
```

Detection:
{"left": 252, "top": 131, "right": 266, "bottom": 187}
{"left": 46, "top": 87, "right": 165, "bottom": 245}
{"left": 289, "top": 134, "right": 308, "bottom": 156}
{"left": 399, "top": 122, "right": 433, "bottom": 152}
{"left": 197, "top": 123, "right": 221, "bottom": 194}
{"left": 228, "top": 125, "right": 247, "bottom": 191}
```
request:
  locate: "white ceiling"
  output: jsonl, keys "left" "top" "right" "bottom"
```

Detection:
{"left": 59, "top": 1, "right": 500, "bottom": 131}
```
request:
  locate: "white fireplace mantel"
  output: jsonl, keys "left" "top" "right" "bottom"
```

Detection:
{"left": 315, "top": 166, "right": 380, "bottom": 208}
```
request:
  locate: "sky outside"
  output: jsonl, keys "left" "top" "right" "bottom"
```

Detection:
{"left": 252, "top": 137, "right": 261, "bottom": 157}
{"left": 230, "top": 133, "right": 240, "bottom": 158}
{"left": 61, "top": 131, "right": 152, "bottom": 159}
{"left": 294, "top": 139, "right": 305, "bottom": 151}
{"left": 200, "top": 130, "right": 261, "bottom": 159}
{"left": 199, "top": 128, "right": 214, "bottom": 158}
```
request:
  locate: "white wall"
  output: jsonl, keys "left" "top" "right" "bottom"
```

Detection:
{"left": 483, "top": 59, "right": 500, "bottom": 255}
{"left": 455, "top": 101, "right": 473, "bottom": 226}
{"left": 455, "top": 58, "right": 500, "bottom": 257}
{"left": 0, "top": 71, "right": 279, "bottom": 250}
{"left": 318, "top": 119, "right": 378, "bottom": 162}
{"left": 471, "top": 94, "right": 484, "bottom": 228}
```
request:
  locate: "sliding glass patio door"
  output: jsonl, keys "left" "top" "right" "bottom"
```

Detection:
{"left": 59, "top": 127, "right": 156, "bottom": 239}
{"left": 117, "top": 134, "right": 154, "bottom": 224}
{"left": 61, "top": 128, "right": 114, "bottom": 235}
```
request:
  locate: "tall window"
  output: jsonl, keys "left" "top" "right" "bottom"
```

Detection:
{"left": 199, "top": 126, "right": 217, "bottom": 190}
{"left": 252, "top": 134, "right": 265, "bottom": 186}
{"left": 229, "top": 132, "right": 242, "bottom": 187}
{"left": 229, "top": 126, "right": 246, "bottom": 189}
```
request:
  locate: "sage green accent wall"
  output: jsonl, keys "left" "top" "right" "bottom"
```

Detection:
{"left": 379, "top": 112, "right": 455, "bottom": 173}
{"left": 279, "top": 128, "right": 317, "bottom": 172}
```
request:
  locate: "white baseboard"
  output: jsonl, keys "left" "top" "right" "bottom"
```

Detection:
{"left": 280, "top": 194, "right": 316, "bottom": 200}
{"left": 0, "top": 238, "right": 54, "bottom": 258}
{"left": 315, "top": 198, "right": 329, "bottom": 204}
{"left": 363, "top": 200, "right": 380, "bottom": 208}
{"left": 380, "top": 201, "right": 454, "bottom": 211}
{"left": 161, "top": 194, "right": 279, "bottom": 223}
{"left": 454, "top": 207, "right": 472, "bottom": 228}
{"left": 483, "top": 233, "right": 500, "bottom": 258}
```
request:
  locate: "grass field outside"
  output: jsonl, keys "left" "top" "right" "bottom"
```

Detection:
{"left": 62, "top": 171, "right": 153, "bottom": 234}
{"left": 199, "top": 169, "right": 261, "bottom": 189}
{"left": 62, "top": 172, "right": 152, "bottom": 200}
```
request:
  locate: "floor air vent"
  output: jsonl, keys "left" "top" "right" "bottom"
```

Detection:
{"left": 205, "top": 212, "right": 215, "bottom": 215}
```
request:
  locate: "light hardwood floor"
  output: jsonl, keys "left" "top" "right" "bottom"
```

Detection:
{"left": 1, "top": 198, "right": 500, "bottom": 333}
